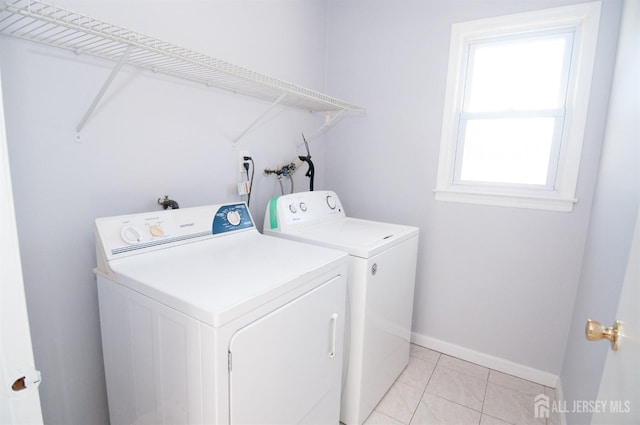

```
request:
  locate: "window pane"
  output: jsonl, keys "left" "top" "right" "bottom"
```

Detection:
{"left": 459, "top": 118, "right": 555, "bottom": 185}
{"left": 466, "top": 35, "right": 570, "bottom": 112}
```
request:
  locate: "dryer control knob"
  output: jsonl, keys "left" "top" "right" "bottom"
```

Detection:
{"left": 299, "top": 202, "right": 307, "bottom": 212}
{"left": 227, "top": 210, "right": 241, "bottom": 226}
{"left": 289, "top": 203, "right": 298, "bottom": 214}
{"left": 121, "top": 225, "right": 143, "bottom": 244}
{"left": 326, "top": 195, "right": 337, "bottom": 210}
{"left": 149, "top": 225, "right": 164, "bottom": 237}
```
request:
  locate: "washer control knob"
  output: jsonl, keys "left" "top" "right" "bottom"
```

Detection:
{"left": 149, "top": 225, "right": 164, "bottom": 237}
{"left": 326, "top": 195, "right": 337, "bottom": 210}
{"left": 289, "top": 203, "right": 298, "bottom": 214}
{"left": 299, "top": 202, "right": 307, "bottom": 212}
{"left": 227, "top": 210, "right": 241, "bottom": 226}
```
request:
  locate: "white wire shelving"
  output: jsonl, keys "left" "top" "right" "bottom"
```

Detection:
{"left": 0, "top": 0, "right": 365, "bottom": 139}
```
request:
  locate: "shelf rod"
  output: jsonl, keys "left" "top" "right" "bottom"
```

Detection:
{"left": 0, "top": 1, "right": 364, "bottom": 114}
{"left": 75, "top": 44, "right": 133, "bottom": 137}
{"left": 233, "top": 93, "right": 287, "bottom": 144}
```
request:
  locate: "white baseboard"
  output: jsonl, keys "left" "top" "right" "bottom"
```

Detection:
{"left": 411, "top": 332, "right": 560, "bottom": 388}
{"left": 555, "top": 380, "right": 568, "bottom": 425}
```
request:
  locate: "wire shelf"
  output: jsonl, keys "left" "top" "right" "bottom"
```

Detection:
{"left": 0, "top": 0, "right": 364, "bottom": 114}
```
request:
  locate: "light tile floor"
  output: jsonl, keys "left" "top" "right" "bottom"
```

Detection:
{"left": 364, "top": 344, "right": 561, "bottom": 425}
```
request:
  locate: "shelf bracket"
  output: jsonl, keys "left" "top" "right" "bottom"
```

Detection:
{"left": 233, "top": 93, "right": 287, "bottom": 144}
{"left": 304, "top": 109, "right": 347, "bottom": 144}
{"left": 75, "top": 45, "right": 133, "bottom": 139}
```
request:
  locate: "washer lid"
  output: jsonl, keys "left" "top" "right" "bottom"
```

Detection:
{"left": 281, "top": 217, "right": 418, "bottom": 258}
{"left": 106, "top": 231, "right": 347, "bottom": 327}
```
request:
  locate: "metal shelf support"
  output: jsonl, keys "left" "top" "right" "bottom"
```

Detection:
{"left": 304, "top": 110, "right": 347, "bottom": 144}
{"left": 75, "top": 44, "right": 132, "bottom": 138}
{"left": 234, "top": 93, "right": 287, "bottom": 144}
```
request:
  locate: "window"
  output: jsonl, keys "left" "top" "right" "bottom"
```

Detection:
{"left": 434, "top": 2, "right": 601, "bottom": 211}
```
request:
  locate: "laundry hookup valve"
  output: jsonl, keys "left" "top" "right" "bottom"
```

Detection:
{"left": 263, "top": 159, "right": 302, "bottom": 178}
{"left": 264, "top": 133, "right": 315, "bottom": 193}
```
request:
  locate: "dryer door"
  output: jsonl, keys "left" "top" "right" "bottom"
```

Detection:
{"left": 228, "top": 275, "right": 346, "bottom": 425}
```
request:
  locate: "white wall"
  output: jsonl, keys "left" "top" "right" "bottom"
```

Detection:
{"left": 324, "top": 0, "right": 622, "bottom": 379}
{"left": 0, "top": 1, "right": 330, "bottom": 423}
{"left": 561, "top": 0, "right": 639, "bottom": 422}
{"left": 1, "top": 0, "right": 628, "bottom": 423}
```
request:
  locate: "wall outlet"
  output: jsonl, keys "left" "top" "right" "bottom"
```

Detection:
{"left": 238, "top": 150, "right": 250, "bottom": 174}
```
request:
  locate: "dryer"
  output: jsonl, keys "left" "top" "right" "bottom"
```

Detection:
{"left": 94, "top": 202, "right": 348, "bottom": 425}
{"left": 264, "top": 191, "right": 419, "bottom": 425}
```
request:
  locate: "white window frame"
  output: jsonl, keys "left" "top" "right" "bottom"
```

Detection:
{"left": 434, "top": 2, "right": 602, "bottom": 212}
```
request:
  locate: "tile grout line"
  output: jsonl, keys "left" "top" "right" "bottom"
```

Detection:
{"left": 390, "top": 347, "right": 545, "bottom": 425}
{"left": 424, "top": 360, "right": 488, "bottom": 417}
{"left": 478, "top": 369, "right": 491, "bottom": 425}
{"left": 480, "top": 370, "right": 491, "bottom": 414}
{"left": 408, "top": 351, "right": 486, "bottom": 425}
{"left": 483, "top": 367, "right": 538, "bottom": 425}
{"left": 406, "top": 351, "right": 442, "bottom": 425}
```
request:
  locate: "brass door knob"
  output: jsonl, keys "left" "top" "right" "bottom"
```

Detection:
{"left": 585, "top": 319, "right": 621, "bottom": 351}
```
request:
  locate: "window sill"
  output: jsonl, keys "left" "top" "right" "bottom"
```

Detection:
{"left": 433, "top": 187, "right": 577, "bottom": 212}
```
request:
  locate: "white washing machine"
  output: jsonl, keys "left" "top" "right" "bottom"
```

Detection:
{"left": 263, "top": 191, "right": 419, "bottom": 425}
{"left": 94, "top": 202, "right": 348, "bottom": 425}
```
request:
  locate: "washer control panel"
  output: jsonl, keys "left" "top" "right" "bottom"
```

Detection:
{"left": 265, "top": 190, "right": 345, "bottom": 232}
